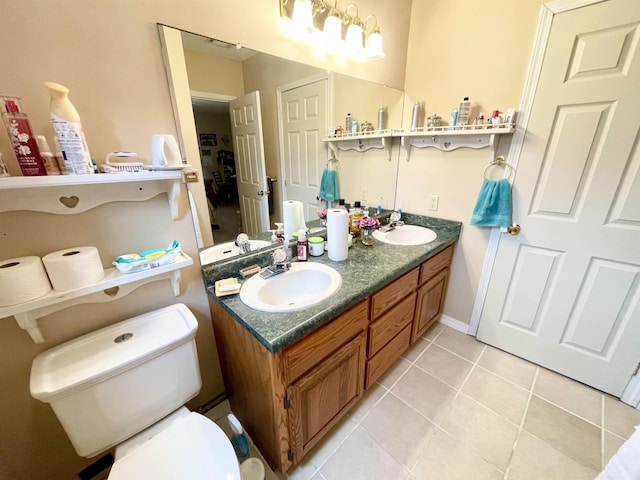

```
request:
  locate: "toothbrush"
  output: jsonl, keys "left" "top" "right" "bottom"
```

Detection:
{"left": 377, "top": 196, "right": 382, "bottom": 215}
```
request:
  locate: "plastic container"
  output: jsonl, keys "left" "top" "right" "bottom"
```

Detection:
{"left": 450, "top": 108, "right": 458, "bottom": 129}
{"left": 275, "top": 223, "right": 285, "bottom": 243}
{"left": 377, "top": 105, "right": 386, "bottom": 131}
{"left": 0, "top": 152, "right": 11, "bottom": 177}
{"left": 44, "top": 81, "right": 94, "bottom": 175}
{"left": 308, "top": 237, "right": 324, "bottom": 256}
{"left": 349, "top": 201, "right": 365, "bottom": 240}
{"left": 1, "top": 96, "right": 47, "bottom": 176}
{"left": 36, "top": 135, "right": 61, "bottom": 175}
{"left": 113, "top": 241, "right": 181, "bottom": 274}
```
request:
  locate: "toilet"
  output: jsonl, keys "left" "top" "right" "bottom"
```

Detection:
{"left": 30, "top": 303, "right": 259, "bottom": 480}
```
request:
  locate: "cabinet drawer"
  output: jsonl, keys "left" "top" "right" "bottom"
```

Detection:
{"left": 365, "top": 323, "right": 412, "bottom": 389}
{"left": 371, "top": 268, "right": 419, "bottom": 319}
{"left": 368, "top": 293, "right": 416, "bottom": 357}
{"left": 419, "top": 245, "right": 453, "bottom": 285}
{"left": 283, "top": 300, "right": 368, "bottom": 384}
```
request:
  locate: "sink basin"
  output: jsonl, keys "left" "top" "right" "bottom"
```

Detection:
{"left": 199, "top": 240, "right": 271, "bottom": 265}
{"left": 373, "top": 225, "right": 437, "bottom": 246}
{"left": 240, "top": 262, "right": 342, "bottom": 312}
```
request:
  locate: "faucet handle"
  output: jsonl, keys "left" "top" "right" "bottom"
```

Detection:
{"left": 272, "top": 246, "right": 288, "bottom": 264}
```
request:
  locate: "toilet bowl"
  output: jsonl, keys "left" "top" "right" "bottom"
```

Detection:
{"left": 29, "top": 304, "right": 248, "bottom": 480}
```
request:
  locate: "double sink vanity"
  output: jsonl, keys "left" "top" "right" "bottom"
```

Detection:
{"left": 201, "top": 213, "right": 461, "bottom": 473}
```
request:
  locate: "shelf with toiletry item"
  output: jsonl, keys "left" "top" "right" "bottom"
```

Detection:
{"left": 0, "top": 170, "right": 184, "bottom": 219}
{"left": 0, "top": 252, "right": 193, "bottom": 344}
{"left": 322, "top": 130, "right": 393, "bottom": 161}
{"left": 393, "top": 123, "right": 515, "bottom": 160}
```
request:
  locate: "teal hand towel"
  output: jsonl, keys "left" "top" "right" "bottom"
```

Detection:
{"left": 319, "top": 169, "right": 339, "bottom": 202}
{"left": 470, "top": 178, "right": 512, "bottom": 227}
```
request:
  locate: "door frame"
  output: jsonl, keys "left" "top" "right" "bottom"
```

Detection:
{"left": 276, "top": 72, "right": 332, "bottom": 207}
{"left": 469, "top": 0, "right": 640, "bottom": 405}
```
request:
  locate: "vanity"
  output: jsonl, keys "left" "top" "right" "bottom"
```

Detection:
{"left": 203, "top": 215, "right": 461, "bottom": 472}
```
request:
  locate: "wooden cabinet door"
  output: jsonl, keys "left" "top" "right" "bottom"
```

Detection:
{"left": 412, "top": 268, "right": 449, "bottom": 342}
{"left": 286, "top": 333, "right": 366, "bottom": 461}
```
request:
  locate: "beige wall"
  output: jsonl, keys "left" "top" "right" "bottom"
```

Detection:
{"left": 398, "top": 0, "right": 545, "bottom": 324}
{"left": 0, "top": 0, "right": 547, "bottom": 477}
{"left": 185, "top": 50, "right": 245, "bottom": 98}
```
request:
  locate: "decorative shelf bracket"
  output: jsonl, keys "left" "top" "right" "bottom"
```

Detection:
{"left": 323, "top": 131, "right": 393, "bottom": 161}
{"left": 1, "top": 253, "right": 192, "bottom": 344}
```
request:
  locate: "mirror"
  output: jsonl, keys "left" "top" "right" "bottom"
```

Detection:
{"left": 160, "top": 26, "right": 404, "bottom": 251}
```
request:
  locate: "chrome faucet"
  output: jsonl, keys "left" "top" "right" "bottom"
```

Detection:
{"left": 381, "top": 211, "right": 403, "bottom": 232}
{"left": 259, "top": 246, "right": 292, "bottom": 279}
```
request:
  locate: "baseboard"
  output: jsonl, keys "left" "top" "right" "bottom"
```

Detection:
{"left": 439, "top": 314, "right": 471, "bottom": 335}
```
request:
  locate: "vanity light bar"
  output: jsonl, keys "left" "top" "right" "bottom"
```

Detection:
{"left": 279, "top": 0, "right": 385, "bottom": 60}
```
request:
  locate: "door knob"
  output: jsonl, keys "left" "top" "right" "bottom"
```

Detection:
{"left": 507, "top": 223, "right": 521, "bottom": 235}
{"left": 257, "top": 190, "right": 265, "bottom": 196}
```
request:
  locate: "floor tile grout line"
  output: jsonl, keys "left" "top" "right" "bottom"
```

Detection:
{"left": 503, "top": 366, "right": 540, "bottom": 480}
{"left": 528, "top": 392, "right": 604, "bottom": 430}
{"left": 452, "top": 343, "right": 486, "bottom": 401}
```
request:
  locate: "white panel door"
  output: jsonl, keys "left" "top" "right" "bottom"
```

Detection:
{"left": 477, "top": 0, "right": 640, "bottom": 397}
{"left": 230, "top": 91, "right": 269, "bottom": 235}
{"left": 280, "top": 79, "right": 328, "bottom": 221}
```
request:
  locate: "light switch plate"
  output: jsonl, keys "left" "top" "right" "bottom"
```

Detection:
{"left": 429, "top": 195, "right": 439, "bottom": 211}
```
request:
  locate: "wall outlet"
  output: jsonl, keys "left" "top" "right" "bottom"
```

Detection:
{"left": 429, "top": 195, "right": 439, "bottom": 211}
{"left": 361, "top": 188, "right": 368, "bottom": 202}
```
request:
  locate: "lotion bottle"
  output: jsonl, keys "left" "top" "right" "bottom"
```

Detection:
{"left": 35, "top": 135, "right": 61, "bottom": 175}
{"left": 411, "top": 100, "right": 421, "bottom": 130}
{"left": 1, "top": 96, "right": 47, "bottom": 176}
{"left": 458, "top": 97, "right": 471, "bottom": 126}
{"left": 44, "top": 81, "right": 94, "bottom": 175}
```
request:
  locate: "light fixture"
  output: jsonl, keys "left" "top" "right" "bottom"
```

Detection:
{"left": 323, "top": 1, "right": 343, "bottom": 49}
{"left": 364, "top": 14, "right": 384, "bottom": 59}
{"left": 279, "top": 0, "right": 384, "bottom": 60}
{"left": 291, "top": 0, "right": 314, "bottom": 34}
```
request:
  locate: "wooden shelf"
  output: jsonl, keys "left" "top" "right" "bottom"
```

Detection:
{"left": 322, "top": 130, "right": 393, "bottom": 161}
{"left": 0, "top": 171, "right": 184, "bottom": 219}
{"left": 322, "top": 125, "right": 515, "bottom": 161}
{"left": 393, "top": 124, "right": 515, "bottom": 160}
{"left": 0, "top": 253, "right": 193, "bottom": 343}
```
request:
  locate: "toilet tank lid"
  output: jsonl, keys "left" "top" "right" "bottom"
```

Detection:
{"left": 30, "top": 303, "right": 198, "bottom": 401}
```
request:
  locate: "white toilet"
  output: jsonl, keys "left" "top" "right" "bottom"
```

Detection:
{"left": 29, "top": 303, "right": 249, "bottom": 480}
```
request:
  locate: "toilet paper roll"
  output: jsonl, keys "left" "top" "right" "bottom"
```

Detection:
{"left": 0, "top": 256, "right": 52, "bottom": 307}
{"left": 42, "top": 246, "right": 105, "bottom": 291}
{"left": 326, "top": 209, "right": 349, "bottom": 261}
{"left": 283, "top": 200, "right": 307, "bottom": 241}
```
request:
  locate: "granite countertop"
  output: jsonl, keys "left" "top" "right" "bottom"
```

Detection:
{"left": 202, "top": 214, "right": 461, "bottom": 353}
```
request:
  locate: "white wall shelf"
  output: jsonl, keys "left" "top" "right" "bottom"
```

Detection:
{"left": 393, "top": 124, "right": 515, "bottom": 160}
{"left": 0, "top": 253, "right": 193, "bottom": 343}
{"left": 322, "top": 130, "right": 393, "bottom": 161}
{"left": 0, "top": 171, "right": 183, "bottom": 219}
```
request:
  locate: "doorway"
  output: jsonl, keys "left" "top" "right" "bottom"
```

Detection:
{"left": 192, "top": 97, "right": 241, "bottom": 243}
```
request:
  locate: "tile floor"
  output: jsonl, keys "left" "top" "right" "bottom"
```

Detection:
{"left": 206, "top": 323, "right": 640, "bottom": 480}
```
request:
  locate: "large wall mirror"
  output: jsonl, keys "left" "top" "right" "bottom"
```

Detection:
{"left": 159, "top": 25, "right": 404, "bottom": 249}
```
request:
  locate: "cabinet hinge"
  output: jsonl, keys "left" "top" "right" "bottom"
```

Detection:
{"left": 633, "top": 362, "right": 640, "bottom": 377}
{"left": 284, "top": 396, "right": 290, "bottom": 409}
{"left": 287, "top": 449, "right": 294, "bottom": 461}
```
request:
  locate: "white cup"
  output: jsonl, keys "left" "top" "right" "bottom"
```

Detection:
{"left": 151, "top": 134, "right": 182, "bottom": 168}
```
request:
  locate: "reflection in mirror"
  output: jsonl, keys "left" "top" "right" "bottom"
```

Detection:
{"left": 161, "top": 26, "right": 404, "bottom": 253}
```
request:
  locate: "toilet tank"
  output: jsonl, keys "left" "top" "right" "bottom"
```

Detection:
{"left": 30, "top": 303, "right": 202, "bottom": 458}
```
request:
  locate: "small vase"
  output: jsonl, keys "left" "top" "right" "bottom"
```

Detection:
{"left": 321, "top": 218, "right": 327, "bottom": 227}
{"left": 361, "top": 228, "right": 375, "bottom": 246}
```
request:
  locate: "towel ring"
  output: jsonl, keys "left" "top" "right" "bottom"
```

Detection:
{"left": 483, "top": 156, "right": 514, "bottom": 180}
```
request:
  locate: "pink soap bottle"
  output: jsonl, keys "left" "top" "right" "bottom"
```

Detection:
{"left": 1, "top": 96, "right": 47, "bottom": 176}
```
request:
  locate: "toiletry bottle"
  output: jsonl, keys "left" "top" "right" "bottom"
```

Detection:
{"left": 411, "top": 100, "right": 421, "bottom": 130}
{"left": 44, "top": 81, "right": 94, "bottom": 175}
{"left": 275, "top": 222, "right": 285, "bottom": 242}
{"left": 227, "top": 414, "right": 250, "bottom": 462}
{"left": 35, "top": 135, "right": 61, "bottom": 175}
{"left": 377, "top": 105, "right": 386, "bottom": 131}
{"left": 349, "top": 201, "right": 365, "bottom": 239}
{"left": 450, "top": 108, "right": 458, "bottom": 129}
{"left": 345, "top": 113, "right": 352, "bottom": 133}
{"left": 458, "top": 97, "right": 471, "bottom": 126}
{"left": 0, "top": 153, "right": 10, "bottom": 177}
{"left": 52, "top": 136, "right": 72, "bottom": 174}
{"left": 297, "top": 229, "right": 308, "bottom": 261}
{"left": 0, "top": 96, "right": 47, "bottom": 176}
{"left": 351, "top": 117, "right": 359, "bottom": 134}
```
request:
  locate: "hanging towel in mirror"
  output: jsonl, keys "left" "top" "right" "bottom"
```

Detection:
{"left": 470, "top": 178, "right": 512, "bottom": 227}
{"left": 319, "top": 169, "right": 339, "bottom": 202}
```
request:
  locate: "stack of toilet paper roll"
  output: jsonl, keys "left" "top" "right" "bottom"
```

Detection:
{"left": 282, "top": 200, "right": 307, "bottom": 241}
{"left": 0, "top": 246, "right": 105, "bottom": 307}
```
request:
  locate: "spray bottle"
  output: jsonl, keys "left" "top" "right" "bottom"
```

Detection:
{"left": 1, "top": 96, "right": 47, "bottom": 176}
{"left": 44, "top": 81, "right": 94, "bottom": 175}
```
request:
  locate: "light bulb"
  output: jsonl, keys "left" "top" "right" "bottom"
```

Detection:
{"left": 365, "top": 31, "right": 384, "bottom": 59}
{"left": 345, "top": 22, "right": 363, "bottom": 54}
{"left": 323, "top": 13, "right": 342, "bottom": 49}
{"left": 291, "top": 0, "right": 314, "bottom": 34}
